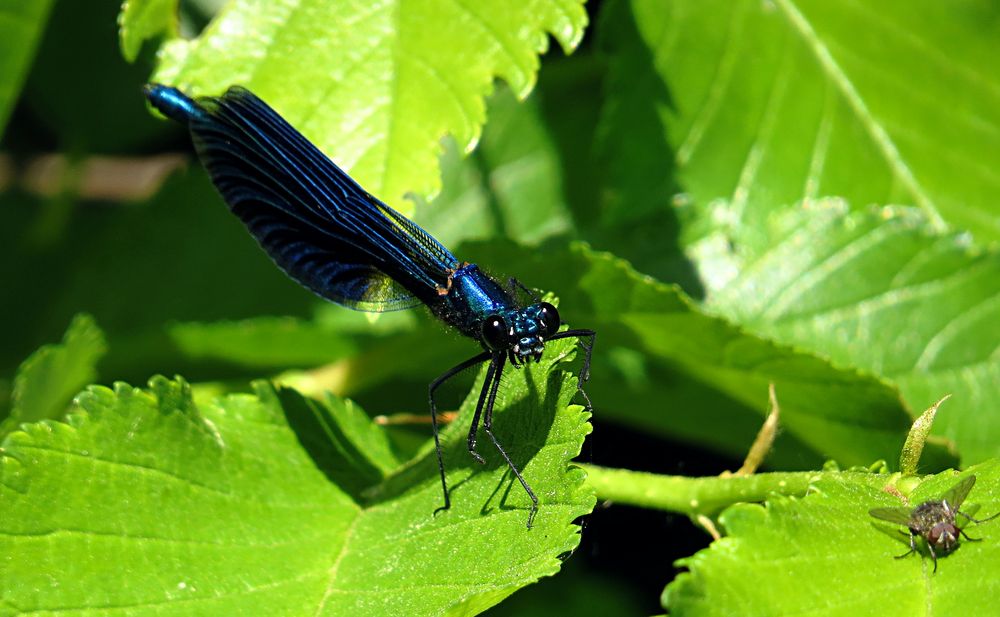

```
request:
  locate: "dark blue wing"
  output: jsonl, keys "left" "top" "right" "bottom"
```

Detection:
{"left": 146, "top": 84, "right": 458, "bottom": 312}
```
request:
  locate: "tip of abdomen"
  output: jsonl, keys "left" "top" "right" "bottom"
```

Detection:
{"left": 143, "top": 84, "right": 205, "bottom": 124}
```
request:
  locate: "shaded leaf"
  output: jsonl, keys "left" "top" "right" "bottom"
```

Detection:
{"left": 167, "top": 309, "right": 414, "bottom": 370}
{"left": 19, "top": 0, "right": 170, "bottom": 155}
{"left": 0, "top": 0, "right": 56, "bottom": 137}
{"left": 0, "top": 172, "right": 319, "bottom": 383}
{"left": 0, "top": 314, "right": 106, "bottom": 438}
{"left": 278, "top": 238, "right": 953, "bottom": 469}
{"left": 274, "top": 386, "right": 400, "bottom": 499}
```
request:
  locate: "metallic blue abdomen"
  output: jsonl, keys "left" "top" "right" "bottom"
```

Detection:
{"left": 144, "top": 84, "right": 205, "bottom": 124}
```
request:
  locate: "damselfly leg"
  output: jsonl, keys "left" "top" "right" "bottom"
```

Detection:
{"left": 428, "top": 329, "right": 595, "bottom": 527}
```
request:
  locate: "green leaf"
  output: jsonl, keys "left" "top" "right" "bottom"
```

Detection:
{"left": 702, "top": 204, "right": 1000, "bottom": 465}
{"left": 0, "top": 0, "right": 57, "bottom": 137}
{"left": 274, "top": 386, "right": 400, "bottom": 499}
{"left": 166, "top": 233, "right": 953, "bottom": 470}
{"left": 169, "top": 316, "right": 359, "bottom": 369}
{"left": 139, "top": 0, "right": 587, "bottom": 210}
{"left": 416, "top": 83, "right": 578, "bottom": 248}
{"left": 0, "top": 338, "right": 592, "bottom": 615}
{"left": 119, "top": 0, "right": 178, "bottom": 62}
{"left": 167, "top": 308, "right": 416, "bottom": 370}
{"left": 283, "top": 239, "right": 949, "bottom": 468}
{"left": 599, "top": 0, "right": 1000, "bottom": 466}
{"left": 462, "top": 242, "right": 930, "bottom": 468}
{"left": 0, "top": 314, "right": 106, "bottom": 438}
{"left": 664, "top": 460, "right": 1000, "bottom": 615}
{"left": 599, "top": 0, "right": 1000, "bottom": 243}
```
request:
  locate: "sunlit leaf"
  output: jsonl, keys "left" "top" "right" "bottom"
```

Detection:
{"left": 129, "top": 0, "right": 587, "bottom": 211}
{"left": 702, "top": 203, "right": 1000, "bottom": 465}
{"left": 0, "top": 337, "right": 592, "bottom": 615}
{"left": 119, "top": 0, "right": 178, "bottom": 62}
{"left": 599, "top": 0, "right": 1000, "bottom": 242}
{"left": 665, "top": 460, "right": 1000, "bottom": 615}
{"left": 460, "top": 242, "right": 934, "bottom": 468}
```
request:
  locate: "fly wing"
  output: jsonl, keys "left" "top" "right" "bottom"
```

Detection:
{"left": 869, "top": 507, "right": 913, "bottom": 526}
{"left": 183, "top": 86, "right": 459, "bottom": 311}
{"left": 941, "top": 475, "right": 976, "bottom": 510}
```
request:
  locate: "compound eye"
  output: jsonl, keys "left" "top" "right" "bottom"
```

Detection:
{"left": 538, "top": 302, "right": 561, "bottom": 338}
{"left": 481, "top": 315, "right": 509, "bottom": 350}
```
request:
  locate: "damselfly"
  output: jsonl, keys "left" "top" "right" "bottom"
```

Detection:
{"left": 144, "top": 84, "right": 594, "bottom": 528}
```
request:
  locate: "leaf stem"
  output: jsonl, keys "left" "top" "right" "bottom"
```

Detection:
{"left": 581, "top": 464, "right": 893, "bottom": 516}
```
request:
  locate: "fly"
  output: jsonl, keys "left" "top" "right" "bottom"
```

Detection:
{"left": 870, "top": 475, "right": 999, "bottom": 572}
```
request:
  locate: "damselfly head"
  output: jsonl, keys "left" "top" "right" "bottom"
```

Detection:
{"left": 482, "top": 302, "right": 562, "bottom": 366}
{"left": 481, "top": 315, "right": 509, "bottom": 351}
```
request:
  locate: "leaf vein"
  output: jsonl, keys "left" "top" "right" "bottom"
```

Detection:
{"left": 675, "top": 2, "right": 745, "bottom": 166}
{"left": 775, "top": 0, "right": 944, "bottom": 229}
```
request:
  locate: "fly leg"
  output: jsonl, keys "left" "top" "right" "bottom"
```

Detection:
{"left": 894, "top": 530, "right": 919, "bottom": 560}
{"left": 957, "top": 509, "right": 1000, "bottom": 525}
{"left": 955, "top": 508, "right": 1000, "bottom": 542}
